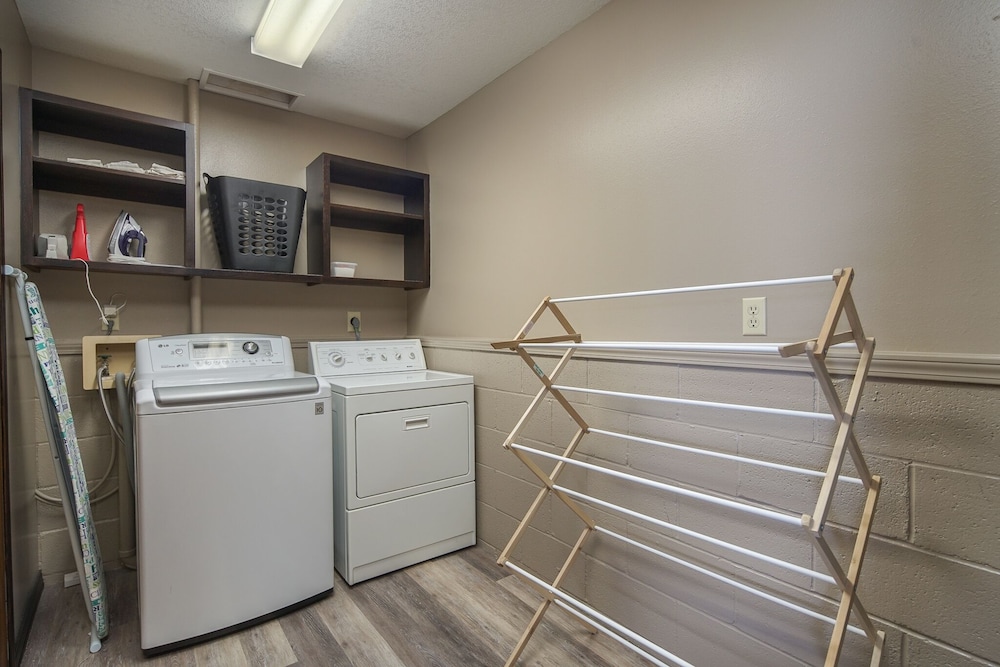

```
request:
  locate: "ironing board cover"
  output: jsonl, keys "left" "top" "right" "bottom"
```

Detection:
{"left": 25, "top": 283, "right": 108, "bottom": 638}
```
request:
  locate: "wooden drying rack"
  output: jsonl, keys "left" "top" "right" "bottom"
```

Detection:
{"left": 491, "top": 267, "right": 884, "bottom": 667}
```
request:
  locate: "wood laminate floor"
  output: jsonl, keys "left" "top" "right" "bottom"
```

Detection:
{"left": 20, "top": 545, "right": 650, "bottom": 666}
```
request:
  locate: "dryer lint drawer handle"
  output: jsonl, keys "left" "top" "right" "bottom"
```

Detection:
{"left": 403, "top": 416, "right": 430, "bottom": 430}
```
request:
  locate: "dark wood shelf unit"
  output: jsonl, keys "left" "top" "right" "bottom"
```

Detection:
{"left": 20, "top": 92, "right": 429, "bottom": 288}
{"left": 187, "top": 267, "right": 325, "bottom": 285}
{"left": 20, "top": 88, "right": 197, "bottom": 272}
{"left": 31, "top": 158, "right": 188, "bottom": 208}
{"left": 22, "top": 256, "right": 192, "bottom": 278}
{"left": 307, "top": 153, "right": 430, "bottom": 290}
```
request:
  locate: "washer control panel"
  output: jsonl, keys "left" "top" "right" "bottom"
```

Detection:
{"left": 137, "top": 334, "right": 291, "bottom": 374}
{"left": 308, "top": 339, "right": 426, "bottom": 377}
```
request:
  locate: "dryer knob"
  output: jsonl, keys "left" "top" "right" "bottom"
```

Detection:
{"left": 243, "top": 341, "right": 259, "bottom": 355}
{"left": 328, "top": 352, "right": 345, "bottom": 367}
{"left": 394, "top": 352, "right": 402, "bottom": 360}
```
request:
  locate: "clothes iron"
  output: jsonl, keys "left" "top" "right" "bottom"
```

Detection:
{"left": 107, "top": 211, "right": 148, "bottom": 263}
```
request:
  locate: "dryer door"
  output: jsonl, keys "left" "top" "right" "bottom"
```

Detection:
{"left": 354, "top": 402, "right": 471, "bottom": 501}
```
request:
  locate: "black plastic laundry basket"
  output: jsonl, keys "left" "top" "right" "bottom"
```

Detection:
{"left": 204, "top": 173, "right": 305, "bottom": 272}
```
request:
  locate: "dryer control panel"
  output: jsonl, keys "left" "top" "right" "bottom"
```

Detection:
{"left": 136, "top": 334, "right": 293, "bottom": 376}
{"left": 308, "top": 339, "right": 426, "bottom": 377}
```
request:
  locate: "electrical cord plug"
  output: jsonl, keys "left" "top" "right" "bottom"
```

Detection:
{"left": 351, "top": 316, "right": 361, "bottom": 341}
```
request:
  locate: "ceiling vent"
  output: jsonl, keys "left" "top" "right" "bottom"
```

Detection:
{"left": 198, "top": 69, "right": 302, "bottom": 110}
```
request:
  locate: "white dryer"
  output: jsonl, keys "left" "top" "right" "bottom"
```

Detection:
{"left": 133, "top": 334, "right": 334, "bottom": 653}
{"left": 308, "top": 339, "right": 475, "bottom": 585}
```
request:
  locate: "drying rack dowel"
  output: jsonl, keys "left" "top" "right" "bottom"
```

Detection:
{"left": 511, "top": 443, "right": 802, "bottom": 526}
{"left": 553, "top": 384, "right": 836, "bottom": 421}
{"left": 549, "top": 272, "right": 834, "bottom": 304}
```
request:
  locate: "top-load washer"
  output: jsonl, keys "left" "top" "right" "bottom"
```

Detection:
{"left": 308, "top": 339, "right": 475, "bottom": 585}
{"left": 133, "top": 334, "right": 334, "bottom": 653}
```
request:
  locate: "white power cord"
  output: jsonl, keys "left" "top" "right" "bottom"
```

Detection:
{"left": 73, "top": 258, "right": 111, "bottom": 330}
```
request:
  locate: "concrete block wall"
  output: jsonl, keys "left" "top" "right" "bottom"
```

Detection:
{"left": 424, "top": 342, "right": 1000, "bottom": 666}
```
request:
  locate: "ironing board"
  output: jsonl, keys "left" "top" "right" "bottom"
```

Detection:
{"left": 7, "top": 266, "right": 108, "bottom": 651}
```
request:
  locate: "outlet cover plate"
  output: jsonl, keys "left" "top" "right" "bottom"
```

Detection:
{"left": 742, "top": 297, "right": 766, "bottom": 336}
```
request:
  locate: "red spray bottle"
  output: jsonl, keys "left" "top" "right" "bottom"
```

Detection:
{"left": 70, "top": 203, "right": 90, "bottom": 260}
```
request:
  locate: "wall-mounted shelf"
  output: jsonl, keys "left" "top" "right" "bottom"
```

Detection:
{"left": 20, "top": 88, "right": 196, "bottom": 274}
{"left": 306, "top": 153, "right": 430, "bottom": 290}
{"left": 20, "top": 91, "right": 430, "bottom": 289}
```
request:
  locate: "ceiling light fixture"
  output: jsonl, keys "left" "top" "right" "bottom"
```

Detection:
{"left": 251, "top": 0, "right": 345, "bottom": 67}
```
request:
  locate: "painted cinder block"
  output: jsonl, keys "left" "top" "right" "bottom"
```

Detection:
{"left": 472, "top": 387, "right": 504, "bottom": 431}
{"left": 34, "top": 435, "right": 115, "bottom": 491}
{"left": 39, "top": 517, "right": 118, "bottom": 585}
{"left": 491, "top": 388, "right": 553, "bottom": 444}
{"left": 670, "top": 496, "right": 817, "bottom": 589}
{"left": 731, "top": 576, "right": 901, "bottom": 666}
{"left": 624, "top": 522, "right": 738, "bottom": 624}
{"left": 905, "top": 633, "right": 989, "bottom": 667}
{"left": 855, "top": 379, "right": 1000, "bottom": 475}
{"left": 35, "top": 391, "right": 107, "bottom": 445}
{"left": 847, "top": 536, "right": 1000, "bottom": 660}
{"left": 588, "top": 358, "right": 681, "bottom": 420}
{"left": 478, "top": 467, "right": 549, "bottom": 531}
{"left": 736, "top": 433, "right": 910, "bottom": 541}
{"left": 521, "top": 352, "right": 588, "bottom": 394}
{"left": 504, "top": 524, "right": 585, "bottom": 597}
{"left": 551, "top": 402, "right": 630, "bottom": 466}
{"left": 35, "top": 479, "right": 118, "bottom": 534}
{"left": 474, "top": 425, "right": 532, "bottom": 483}
{"left": 477, "top": 501, "right": 520, "bottom": 554}
{"left": 912, "top": 465, "right": 1000, "bottom": 569}
{"left": 678, "top": 365, "right": 819, "bottom": 441}
{"left": 628, "top": 414, "right": 741, "bottom": 496}
{"left": 582, "top": 556, "right": 681, "bottom": 650}
{"left": 475, "top": 350, "right": 524, "bottom": 394}
{"left": 547, "top": 491, "right": 617, "bottom": 548}
{"left": 580, "top": 459, "right": 678, "bottom": 525}
{"left": 584, "top": 556, "right": 805, "bottom": 667}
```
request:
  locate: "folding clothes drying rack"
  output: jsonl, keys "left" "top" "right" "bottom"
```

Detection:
{"left": 492, "top": 268, "right": 883, "bottom": 667}
{"left": 4, "top": 265, "right": 108, "bottom": 653}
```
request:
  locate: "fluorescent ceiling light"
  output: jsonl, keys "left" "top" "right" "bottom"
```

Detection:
{"left": 252, "top": 0, "right": 345, "bottom": 67}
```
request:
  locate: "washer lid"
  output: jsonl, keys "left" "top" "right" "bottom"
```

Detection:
{"left": 326, "top": 369, "right": 472, "bottom": 395}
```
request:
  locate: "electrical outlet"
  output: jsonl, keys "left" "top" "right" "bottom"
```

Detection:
{"left": 102, "top": 305, "right": 120, "bottom": 331}
{"left": 347, "top": 311, "right": 361, "bottom": 333}
{"left": 742, "top": 297, "right": 766, "bottom": 336}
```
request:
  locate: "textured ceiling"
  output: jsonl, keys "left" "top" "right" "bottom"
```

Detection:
{"left": 14, "top": 0, "right": 610, "bottom": 138}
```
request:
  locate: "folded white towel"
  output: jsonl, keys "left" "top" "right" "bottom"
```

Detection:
{"left": 147, "top": 163, "right": 185, "bottom": 180}
{"left": 105, "top": 160, "right": 145, "bottom": 173}
{"left": 67, "top": 158, "right": 104, "bottom": 167}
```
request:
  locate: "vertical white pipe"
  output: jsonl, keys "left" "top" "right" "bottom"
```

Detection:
{"left": 187, "top": 79, "right": 203, "bottom": 334}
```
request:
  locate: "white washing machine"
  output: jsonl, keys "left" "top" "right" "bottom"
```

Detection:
{"left": 133, "top": 334, "right": 334, "bottom": 654}
{"left": 308, "top": 339, "right": 475, "bottom": 585}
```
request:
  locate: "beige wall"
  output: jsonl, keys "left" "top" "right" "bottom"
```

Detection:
{"left": 407, "top": 0, "right": 1000, "bottom": 357}
{"left": 411, "top": 1, "right": 1000, "bottom": 665}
